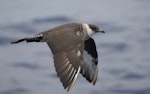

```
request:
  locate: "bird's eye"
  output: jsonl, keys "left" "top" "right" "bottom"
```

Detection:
{"left": 90, "top": 25, "right": 98, "bottom": 31}
{"left": 93, "top": 27, "right": 98, "bottom": 30}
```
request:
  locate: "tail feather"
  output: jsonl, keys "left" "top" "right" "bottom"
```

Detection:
{"left": 11, "top": 34, "right": 43, "bottom": 44}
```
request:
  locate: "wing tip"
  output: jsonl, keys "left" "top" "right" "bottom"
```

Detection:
{"left": 91, "top": 65, "right": 98, "bottom": 85}
{"left": 66, "top": 66, "right": 81, "bottom": 92}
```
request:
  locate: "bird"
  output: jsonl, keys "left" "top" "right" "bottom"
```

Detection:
{"left": 11, "top": 23, "right": 105, "bottom": 92}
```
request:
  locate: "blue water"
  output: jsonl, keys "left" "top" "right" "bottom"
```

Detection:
{"left": 0, "top": 0, "right": 150, "bottom": 94}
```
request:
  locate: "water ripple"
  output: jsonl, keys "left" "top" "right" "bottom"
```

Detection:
{"left": 0, "top": 88, "right": 29, "bottom": 94}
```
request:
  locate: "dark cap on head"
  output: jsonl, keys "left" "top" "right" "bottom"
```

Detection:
{"left": 89, "top": 24, "right": 105, "bottom": 33}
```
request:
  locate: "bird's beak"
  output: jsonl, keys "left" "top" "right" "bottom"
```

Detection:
{"left": 101, "top": 30, "right": 105, "bottom": 33}
{"left": 99, "top": 28, "right": 105, "bottom": 33}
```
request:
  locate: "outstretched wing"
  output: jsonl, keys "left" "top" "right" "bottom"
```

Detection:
{"left": 44, "top": 26, "right": 84, "bottom": 92}
{"left": 81, "top": 38, "right": 98, "bottom": 85}
{"left": 53, "top": 50, "right": 82, "bottom": 92}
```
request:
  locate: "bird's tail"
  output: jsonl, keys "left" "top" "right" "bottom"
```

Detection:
{"left": 11, "top": 33, "right": 43, "bottom": 44}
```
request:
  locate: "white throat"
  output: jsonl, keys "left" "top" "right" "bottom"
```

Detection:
{"left": 82, "top": 24, "right": 94, "bottom": 37}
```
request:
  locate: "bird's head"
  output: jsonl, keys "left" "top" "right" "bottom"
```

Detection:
{"left": 82, "top": 23, "right": 105, "bottom": 37}
{"left": 88, "top": 24, "right": 105, "bottom": 33}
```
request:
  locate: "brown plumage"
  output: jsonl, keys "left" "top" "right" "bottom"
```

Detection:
{"left": 11, "top": 23, "right": 105, "bottom": 92}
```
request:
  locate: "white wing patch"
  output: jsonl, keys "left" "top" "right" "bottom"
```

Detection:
{"left": 76, "top": 31, "right": 80, "bottom": 36}
{"left": 76, "top": 50, "right": 81, "bottom": 56}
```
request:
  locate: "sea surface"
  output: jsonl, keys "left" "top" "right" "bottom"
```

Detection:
{"left": 0, "top": 0, "right": 150, "bottom": 94}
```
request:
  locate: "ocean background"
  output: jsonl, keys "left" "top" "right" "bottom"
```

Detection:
{"left": 0, "top": 0, "right": 150, "bottom": 94}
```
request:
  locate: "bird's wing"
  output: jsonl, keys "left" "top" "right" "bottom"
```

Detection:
{"left": 81, "top": 38, "right": 98, "bottom": 85}
{"left": 53, "top": 50, "right": 83, "bottom": 92}
{"left": 45, "top": 29, "right": 84, "bottom": 92}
